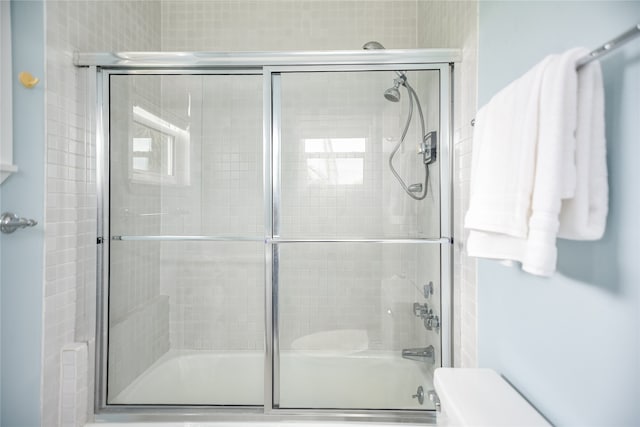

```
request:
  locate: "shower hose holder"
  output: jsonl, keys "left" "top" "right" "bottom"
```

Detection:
{"left": 420, "top": 130, "right": 438, "bottom": 165}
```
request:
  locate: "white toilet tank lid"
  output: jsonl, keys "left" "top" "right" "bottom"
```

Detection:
{"left": 434, "top": 368, "right": 551, "bottom": 427}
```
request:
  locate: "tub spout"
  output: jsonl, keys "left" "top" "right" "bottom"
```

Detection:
{"left": 402, "top": 345, "right": 435, "bottom": 365}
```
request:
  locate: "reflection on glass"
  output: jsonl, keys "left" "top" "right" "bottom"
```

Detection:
{"left": 130, "top": 105, "right": 190, "bottom": 186}
{"left": 307, "top": 158, "right": 364, "bottom": 185}
{"left": 132, "top": 125, "right": 175, "bottom": 176}
{"left": 304, "top": 137, "right": 366, "bottom": 185}
{"left": 304, "top": 137, "right": 366, "bottom": 153}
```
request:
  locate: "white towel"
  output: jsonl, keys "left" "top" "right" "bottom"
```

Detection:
{"left": 465, "top": 55, "right": 554, "bottom": 238}
{"left": 464, "top": 48, "right": 608, "bottom": 277}
{"left": 558, "top": 56, "right": 608, "bottom": 240}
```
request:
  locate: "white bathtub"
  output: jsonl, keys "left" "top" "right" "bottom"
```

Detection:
{"left": 111, "top": 349, "right": 434, "bottom": 410}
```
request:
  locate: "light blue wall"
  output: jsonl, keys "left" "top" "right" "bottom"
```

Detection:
{"left": 478, "top": 2, "right": 640, "bottom": 426}
{"left": 0, "top": 1, "right": 44, "bottom": 426}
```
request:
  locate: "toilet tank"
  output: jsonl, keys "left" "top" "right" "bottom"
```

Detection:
{"left": 433, "top": 368, "right": 551, "bottom": 426}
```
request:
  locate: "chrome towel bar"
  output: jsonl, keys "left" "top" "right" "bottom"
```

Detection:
{"left": 576, "top": 23, "right": 640, "bottom": 70}
{"left": 471, "top": 23, "right": 640, "bottom": 127}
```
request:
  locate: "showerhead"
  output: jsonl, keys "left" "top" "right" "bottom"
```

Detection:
{"left": 384, "top": 75, "right": 406, "bottom": 102}
{"left": 362, "top": 42, "right": 406, "bottom": 102}
{"left": 384, "top": 86, "right": 401, "bottom": 102}
{"left": 363, "top": 41, "right": 385, "bottom": 50}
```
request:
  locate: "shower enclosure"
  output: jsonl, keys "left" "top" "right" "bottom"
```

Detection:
{"left": 81, "top": 49, "right": 456, "bottom": 420}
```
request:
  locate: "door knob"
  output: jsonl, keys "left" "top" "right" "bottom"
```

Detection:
{"left": 0, "top": 212, "right": 38, "bottom": 234}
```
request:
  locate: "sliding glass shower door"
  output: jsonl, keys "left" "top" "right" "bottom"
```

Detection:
{"left": 275, "top": 70, "right": 442, "bottom": 409}
{"left": 99, "top": 60, "right": 451, "bottom": 413}
{"left": 107, "top": 73, "right": 265, "bottom": 405}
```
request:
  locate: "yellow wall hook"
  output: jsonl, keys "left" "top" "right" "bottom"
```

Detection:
{"left": 19, "top": 71, "right": 39, "bottom": 89}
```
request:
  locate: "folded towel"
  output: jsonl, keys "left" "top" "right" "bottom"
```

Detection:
{"left": 558, "top": 56, "right": 608, "bottom": 240}
{"left": 465, "top": 55, "right": 554, "bottom": 238}
{"left": 465, "top": 48, "right": 608, "bottom": 277}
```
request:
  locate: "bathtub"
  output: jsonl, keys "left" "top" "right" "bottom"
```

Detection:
{"left": 111, "top": 349, "right": 434, "bottom": 411}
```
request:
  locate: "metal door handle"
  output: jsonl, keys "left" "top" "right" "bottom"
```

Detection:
{"left": 1, "top": 212, "right": 38, "bottom": 234}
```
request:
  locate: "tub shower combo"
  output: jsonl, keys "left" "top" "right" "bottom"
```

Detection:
{"left": 79, "top": 46, "right": 456, "bottom": 421}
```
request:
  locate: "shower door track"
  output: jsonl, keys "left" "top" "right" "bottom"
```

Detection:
{"left": 110, "top": 236, "right": 452, "bottom": 244}
{"left": 84, "top": 49, "right": 457, "bottom": 423}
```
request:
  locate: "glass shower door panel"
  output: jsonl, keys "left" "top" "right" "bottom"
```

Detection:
{"left": 107, "top": 74, "right": 264, "bottom": 405}
{"left": 108, "top": 241, "right": 265, "bottom": 405}
{"left": 276, "top": 243, "right": 441, "bottom": 410}
{"left": 279, "top": 71, "right": 441, "bottom": 239}
{"left": 109, "top": 74, "right": 264, "bottom": 239}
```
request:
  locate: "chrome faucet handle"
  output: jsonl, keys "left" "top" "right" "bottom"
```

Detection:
{"left": 413, "top": 302, "right": 430, "bottom": 318}
{"left": 0, "top": 212, "right": 38, "bottom": 234}
{"left": 423, "top": 281, "right": 434, "bottom": 299}
{"left": 424, "top": 314, "right": 440, "bottom": 331}
{"left": 412, "top": 385, "right": 425, "bottom": 405}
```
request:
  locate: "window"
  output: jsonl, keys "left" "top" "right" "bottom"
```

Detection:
{"left": 304, "top": 137, "right": 365, "bottom": 185}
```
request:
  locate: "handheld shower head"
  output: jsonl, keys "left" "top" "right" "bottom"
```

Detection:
{"left": 384, "top": 75, "right": 406, "bottom": 102}
{"left": 384, "top": 86, "right": 401, "bottom": 102}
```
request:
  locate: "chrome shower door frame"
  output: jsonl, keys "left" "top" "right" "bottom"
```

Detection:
{"left": 88, "top": 50, "right": 457, "bottom": 422}
{"left": 266, "top": 63, "right": 454, "bottom": 414}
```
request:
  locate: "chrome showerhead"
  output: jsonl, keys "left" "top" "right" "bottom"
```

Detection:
{"left": 363, "top": 41, "right": 385, "bottom": 50}
{"left": 384, "top": 86, "right": 401, "bottom": 102}
{"left": 362, "top": 42, "right": 406, "bottom": 103}
{"left": 384, "top": 75, "right": 406, "bottom": 102}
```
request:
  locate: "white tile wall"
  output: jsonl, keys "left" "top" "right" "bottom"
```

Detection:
{"left": 161, "top": 1, "right": 420, "bottom": 51}
{"left": 279, "top": 71, "right": 437, "bottom": 239}
{"left": 278, "top": 244, "right": 441, "bottom": 352}
{"left": 59, "top": 343, "right": 88, "bottom": 427}
{"left": 44, "top": 1, "right": 161, "bottom": 425}
{"left": 276, "top": 70, "right": 441, "bottom": 353}
{"left": 108, "top": 295, "right": 169, "bottom": 399}
{"left": 416, "top": 0, "right": 479, "bottom": 368}
{"left": 157, "top": 2, "right": 447, "bottom": 359}
{"left": 131, "top": 74, "right": 266, "bottom": 351}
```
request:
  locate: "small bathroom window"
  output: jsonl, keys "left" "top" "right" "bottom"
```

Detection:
{"left": 304, "top": 137, "right": 366, "bottom": 185}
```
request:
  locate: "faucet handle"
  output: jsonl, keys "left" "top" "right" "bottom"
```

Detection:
{"left": 413, "top": 302, "right": 430, "bottom": 318}
{"left": 424, "top": 314, "right": 440, "bottom": 331}
{"left": 412, "top": 385, "right": 425, "bottom": 405}
{"left": 423, "top": 281, "right": 434, "bottom": 299}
